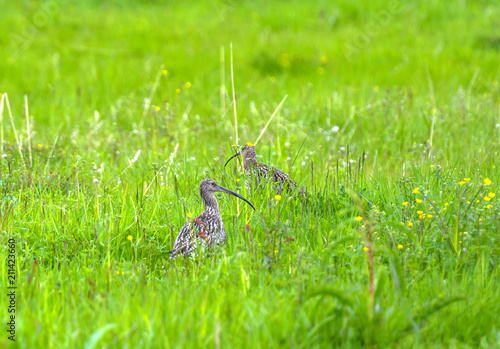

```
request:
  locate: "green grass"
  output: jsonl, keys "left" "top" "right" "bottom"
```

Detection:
{"left": 1, "top": 0, "right": 500, "bottom": 347}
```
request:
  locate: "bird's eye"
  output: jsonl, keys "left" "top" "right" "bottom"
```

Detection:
{"left": 211, "top": 182, "right": 216, "bottom": 186}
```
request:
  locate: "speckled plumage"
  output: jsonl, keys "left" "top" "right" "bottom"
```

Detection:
{"left": 169, "top": 179, "right": 255, "bottom": 259}
{"left": 225, "top": 144, "right": 297, "bottom": 194}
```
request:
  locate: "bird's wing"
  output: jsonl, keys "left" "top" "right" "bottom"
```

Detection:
{"left": 258, "top": 163, "right": 270, "bottom": 178}
{"left": 271, "top": 166, "right": 297, "bottom": 192}
{"left": 170, "top": 214, "right": 219, "bottom": 259}
{"left": 169, "top": 222, "right": 197, "bottom": 259}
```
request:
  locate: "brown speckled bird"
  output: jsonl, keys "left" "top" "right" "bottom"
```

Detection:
{"left": 224, "top": 142, "right": 297, "bottom": 194}
{"left": 169, "top": 179, "right": 255, "bottom": 259}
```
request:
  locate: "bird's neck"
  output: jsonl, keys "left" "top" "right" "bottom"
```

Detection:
{"left": 202, "top": 193, "right": 220, "bottom": 212}
{"left": 243, "top": 157, "right": 258, "bottom": 171}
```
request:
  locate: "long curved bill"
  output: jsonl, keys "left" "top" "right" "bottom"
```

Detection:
{"left": 217, "top": 185, "right": 255, "bottom": 210}
{"left": 224, "top": 151, "right": 242, "bottom": 168}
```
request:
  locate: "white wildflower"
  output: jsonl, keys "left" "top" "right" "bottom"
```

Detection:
{"left": 169, "top": 144, "right": 179, "bottom": 163}
{"left": 131, "top": 150, "right": 141, "bottom": 164}
{"left": 143, "top": 97, "right": 151, "bottom": 110}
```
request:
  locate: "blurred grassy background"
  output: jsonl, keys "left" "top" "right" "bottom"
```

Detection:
{"left": 1, "top": 0, "right": 499, "bottom": 173}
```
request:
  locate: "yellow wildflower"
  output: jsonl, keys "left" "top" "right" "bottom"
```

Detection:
{"left": 185, "top": 82, "right": 191, "bottom": 88}
{"left": 275, "top": 195, "right": 282, "bottom": 201}
{"left": 458, "top": 181, "right": 465, "bottom": 186}
{"left": 175, "top": 88, "right": 181, "bottom": 94}
{"left": 155, "top": 106, "right": 160, "bottom": 111}
{"left": 416, "top": 199, "right": 423, "bottom": 204}
{"left": 127, "top": 235, "right": 133, "bottom": 241}
{"left": 236, "top": 179, "right": 240, "bottom": 182}
{"left": 408, "top": 222, "right": 413, "bottom": 227}
{"left": 355, "top": 216, "right": 363, "bottom": 222}
{"left": 187, "top": 213, "right": 193, "bottom": 218}
{"left": 417, "top": 210, "right": 423, "bottom": 215}
{"left": 463, "top": 178, "right": 471, "bottom": 182}
{"left": 486, "top": 204, "right": 493, "bottom": 209}
{"left": 484, "top": 178, "right": 492, "bottom": 185}
{"left": 488, "top": 192, "right": 495, "bottom": 198}
{"left": 484, "top": 197, "right": 491, "bottom": 202}
{"left": 162, "top": 69, "right": 168, "bottom": 75}
{"left": 247, "top": 141, "right": 254, "bottom": 147}
{"left": 413, "top": 188, "right": 419, "bottom": 194}
{"left": 427, "top": 214, "right": 433, "bottom": 219}
{"left": 403, "top": 202, "right": 408, "bottom": 206}
{"left": 37, "top": 144, "right": 43, "bottom": 148}
{"left": 397, "top": 244, "right": 403, "bottom": 249}
{"left": 363, "top": 247, "right": 370, "bottom": 252}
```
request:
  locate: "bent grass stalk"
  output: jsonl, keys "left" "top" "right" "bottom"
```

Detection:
{"left": 24, "top": 94, "right": 32, "bottom": 169}
{"left": 253, "top": 94, "right": 288, "bottom": 146}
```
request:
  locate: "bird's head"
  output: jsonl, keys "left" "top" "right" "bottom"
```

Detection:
{"left": 199, "top": 179, "right": 255, "bottom": 210}
{"left": 224, "top": 142, "right": 257, "bottom": 167}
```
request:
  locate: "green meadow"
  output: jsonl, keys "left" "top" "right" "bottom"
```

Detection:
{"left": 1, "top": 0, "right": 500, "bottom": 347}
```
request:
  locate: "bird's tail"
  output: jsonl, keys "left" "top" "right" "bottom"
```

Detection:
{"left": 167, "top": 249, "right": 177, "bottom": 260}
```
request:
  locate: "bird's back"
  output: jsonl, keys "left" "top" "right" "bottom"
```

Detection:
{"left": 169, "top": 211, "right": 225, "bottom": 259}
{"left": 256, "top": 163, "right": 297, "bottom": 193}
